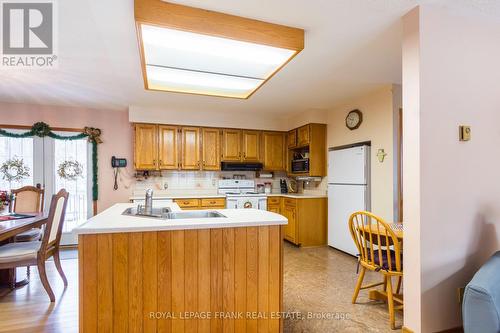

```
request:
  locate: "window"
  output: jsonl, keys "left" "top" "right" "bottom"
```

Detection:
{"left": 54, "top": 138, "right": 90, "bottom": 233}
{"left": 0, "top": 135, "right": 34, "bottom": 190}
{"left": 0, "top": 129, "right": 92, "bottom": 245}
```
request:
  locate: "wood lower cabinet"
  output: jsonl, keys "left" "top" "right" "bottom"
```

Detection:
{"left": 158, "top": 125, "right": 178, "bottom": 170}
{"left": 241, "top": 130, "right": 260, "bottom": 161}
{"left": 200, "top": 197, "right": 225, "bottom": 208}
{"left": 134, "top": 124, "right": 158, "bottom": 170}
{"left": 79, "top": 225, "right": 283, "bottom": 333}
{"left": 174, "top": 197, "right": 226, "bottom": 210}
{"left": 174, "top": 198, "right": 200, "bottom": 210}
{"left": 180, "top": 127, "right": 200, "bottom": 170}
{"left": 262, "top": 132, "right": 285, "bottom": 171}
{"left": 269, "top": 196, "right": 327, "bottom": 247}
{"left": 201, "top": 128, "right": 220, "bottom": 170}
{"left": 222, "top": 129, "right": 241, "bottom": 161}
{"left": 282, "top": 202, "right": 297, "bottom": 243}
{"left": 267, "top": 197, "right": 281, "bottom": 214}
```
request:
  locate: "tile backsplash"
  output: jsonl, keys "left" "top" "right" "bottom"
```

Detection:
{"left": 131, "top": 171, "right": 326, "bottom": 197}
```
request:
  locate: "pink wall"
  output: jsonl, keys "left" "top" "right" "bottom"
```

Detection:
{"left": 402, "top": 7, "right": 422, "bottom": 332}
{"left": 0, "top": 102, "right": 134, "bottom": 213}
{"left": 403, "top": 5, "right": 500, "bottom": 332}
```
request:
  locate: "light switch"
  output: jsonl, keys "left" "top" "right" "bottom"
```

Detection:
{"left": 459, "top": 126, "right": 471, "bottom": 141}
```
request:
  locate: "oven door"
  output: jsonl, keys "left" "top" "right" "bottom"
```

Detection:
{"left": 226, "top": 197, "right": 238, "bottom": 209}
{"left": 238, "top": 197, "right": 258, "bottom": 209}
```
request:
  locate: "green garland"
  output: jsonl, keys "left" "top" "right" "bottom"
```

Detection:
{"left": 0, "top": 122, "right": 101, "bottom": 201}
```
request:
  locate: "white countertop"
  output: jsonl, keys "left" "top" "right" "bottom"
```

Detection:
{"left": 129, "top": 193, "right": 326, "bottom": 200}
{"left": 266, "top": 193, "right": 327, "bottom": 199}
{"left": 73, "top": 203, "right": 287, "bottom": 235}
{"left": 129, "top": 194, "right": 226, "bottom": 200}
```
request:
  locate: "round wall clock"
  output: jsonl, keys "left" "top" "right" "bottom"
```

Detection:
{"left": 345, "top": 109, "right": 363, "bottom": 130}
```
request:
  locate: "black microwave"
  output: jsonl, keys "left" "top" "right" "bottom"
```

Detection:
{"left": 291, "top": 158, "right": 309, "bottom": 173}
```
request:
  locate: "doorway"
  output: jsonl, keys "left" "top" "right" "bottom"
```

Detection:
{"left": 0, "top": 129, "right": 93, "bottom": 245}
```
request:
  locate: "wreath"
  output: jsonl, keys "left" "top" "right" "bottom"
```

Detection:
{"left": 0, "top": 157, "right": 30, "bottom": 182}
{"left": 31, "top": 122, "right": 51, "bottom": 137}
{"left": 57, "top": 160, "right": 83, "bottom": 181}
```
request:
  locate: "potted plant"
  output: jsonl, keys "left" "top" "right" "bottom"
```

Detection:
{"left": 0, "top": 191, "right": 11, "bottom": 214}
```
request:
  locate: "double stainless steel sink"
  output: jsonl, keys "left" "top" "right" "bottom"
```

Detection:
{"left": 122, "top": 207, "right": 226, "bottom": 220}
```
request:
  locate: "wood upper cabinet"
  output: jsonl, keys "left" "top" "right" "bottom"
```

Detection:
{"left": 262, "top": 132, "right": 285, "bottom": 171}
{"left": 134, "top": 123, "right": 289, "bottom": 172}
{"left": 134, "top": 124, "right": 158, "bottom": 170}
{"left": 287, "top": 123, "right": 326, "bottom": 177}
{"left": 241, "top": 130, "right": 260, "bottom": 161}
{"left": 201, "top": 128, "right": 220, "bottom": 170}
{"left": 297, "top": 124, "right": 310, "bottom": 146}
{"left": 180, "top": 127, "right": 200, "bottom": 170}
{"left": 287, "top": 129, "right": 297, "bottom": 148}
{"left": 158, "top": 125, "right": 178, "bottom": 170}
{"left": 222, "top": 129, "right": 241, "bottom": 161}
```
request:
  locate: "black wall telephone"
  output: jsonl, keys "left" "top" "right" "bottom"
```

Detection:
{"left": 111, "top": 156, "right": 127, "bottom": 168}
{"left": 111, "top": 156, "right": 127, "bottom": 190}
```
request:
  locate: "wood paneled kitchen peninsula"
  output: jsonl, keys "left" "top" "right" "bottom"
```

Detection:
{"left": 74, "top": 203, "right": 287, "bottom": 333}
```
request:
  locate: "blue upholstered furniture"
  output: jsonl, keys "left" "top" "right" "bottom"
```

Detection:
{"left": 463, "top": 251, "right": 500, "bottom": 333}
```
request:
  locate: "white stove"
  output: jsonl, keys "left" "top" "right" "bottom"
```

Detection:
{"left": 218, "top": 179, "right": 267, "bottom": 210}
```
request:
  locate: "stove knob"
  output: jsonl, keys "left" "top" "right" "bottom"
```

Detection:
{"left": 244, "top": 201, "right": 252, "bottom": 209}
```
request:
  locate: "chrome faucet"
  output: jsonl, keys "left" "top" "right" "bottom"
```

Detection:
{"left": 144, "top": 189, "right": 153, "bottom": 215}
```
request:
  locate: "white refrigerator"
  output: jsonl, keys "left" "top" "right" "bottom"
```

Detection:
{"left": 327, "top": 145, "right": 370, "bottom": 256}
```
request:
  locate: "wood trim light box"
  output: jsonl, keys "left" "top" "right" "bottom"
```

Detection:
{"left": 135, "top": 0, "right": 305, "bottom": 99}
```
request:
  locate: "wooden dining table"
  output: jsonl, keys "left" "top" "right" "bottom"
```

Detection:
{"left": 362, "top": 222, "right": 404, "bottom": 240}
{"left": 0, "top": 213, "right": 48, "bottom": 288}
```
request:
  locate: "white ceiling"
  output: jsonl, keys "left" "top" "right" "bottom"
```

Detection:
{"left": 1, "top": 0, "right": 499, "bottom": 117}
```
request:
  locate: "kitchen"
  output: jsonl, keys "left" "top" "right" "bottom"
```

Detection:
{"left": 129, "top": 122, "right": 328, "bottom": 248}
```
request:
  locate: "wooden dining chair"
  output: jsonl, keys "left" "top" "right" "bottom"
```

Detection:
{"left": 11, "top": 186, "right": 45, "bottom": 241}
{"left": 10, "top": 185, "right": 44, "bottom": 213}
{"left": 348, "top": 211, "right": 403, "bottom": 330}
{"left": 0, "top": 189, "right": 69, "bottom": 301}
{"left": 10, "top": 186, "right": 45, "bottom": 279}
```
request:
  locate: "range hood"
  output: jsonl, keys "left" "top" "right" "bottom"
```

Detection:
{"left": 221, "top": 162, "right": 263, "bottom": 171}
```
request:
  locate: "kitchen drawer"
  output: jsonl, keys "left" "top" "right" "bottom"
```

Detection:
{"left": 267, "top": 205, "right": 280, "bottom": 214}
{"left": 283, "top": 198, "right": 296, "bottom": 207}
{"left": 200, "top": 198, "right": 225, "bottom": 208}
{"left": 174, "top": 198, "right": 199, "bottom": 208}
{"left": 267, "top": 197, "right": 281, "bottom": 205}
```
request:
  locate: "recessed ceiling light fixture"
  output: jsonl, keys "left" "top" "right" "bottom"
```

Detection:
{"left": 135, "top": 0, "right": 304, "bottom": 99}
